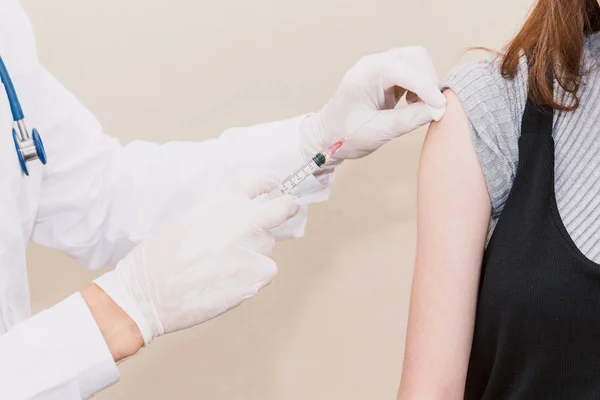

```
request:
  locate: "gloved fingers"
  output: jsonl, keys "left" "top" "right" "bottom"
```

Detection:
{"left": 386, "top": 46, "right": 431, "bottom": 62}
{"left": 389, "top": 46, "right": 441, "bottom": 87}
{"left": 375, "top": 102, "right": 436, "bottom": 138}
{"left": 393, "top": 49, "right": 445, "bottom": 118}
{"left": 405, "top": 91, "right": 445, "bottom": 121}
{"left": 227, "top": 247, "right": 279, "bottom": 296}
{"left": 162, "top": 249, "right": 279, "bottom": 333}
{"left": 381, "top": 59, "right": 446, "bottom": 110}
{"left": 237, "top": 228, "right": 277, "bottom": 256}
{"left": 229, "top": 172, "right": 281, "bottom": 199}
{"left": 251, "top": 194, "right": 301, "bottom": 232}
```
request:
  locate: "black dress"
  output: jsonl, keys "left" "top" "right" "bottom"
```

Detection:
{"left": 464, "top": 99, "right": 600, "bottom": 399}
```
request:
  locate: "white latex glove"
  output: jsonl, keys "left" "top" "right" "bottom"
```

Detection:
{"left": 94, "top": 176, "right": 300, "bottom": 345}
{"left": 300, "top": 46, "right": 446, "bottom": 162}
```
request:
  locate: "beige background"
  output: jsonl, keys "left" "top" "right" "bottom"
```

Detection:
{"left": 20, "top": 0, "right": 532, "bottom": 398}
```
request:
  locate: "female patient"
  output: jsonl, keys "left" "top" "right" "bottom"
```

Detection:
{"left": 398, "top": 0, "right": 600, "bottom": 398}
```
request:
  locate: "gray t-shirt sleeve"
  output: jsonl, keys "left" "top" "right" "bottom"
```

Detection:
{"left": 443, "top": 58, "right": 529, "bottom": 217}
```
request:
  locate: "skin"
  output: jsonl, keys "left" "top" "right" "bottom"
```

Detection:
{"left": 397, "top": 90, "right": 491, "bottom": 399}
{"left": 82, "top": 285, "right": 143, "bottom": 361}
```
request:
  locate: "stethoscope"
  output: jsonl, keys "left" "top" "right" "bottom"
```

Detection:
{"left": 0, "top": 55, "right": 46, "bottom": 176}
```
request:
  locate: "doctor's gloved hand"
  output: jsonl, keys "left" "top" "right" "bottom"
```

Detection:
{"left": 94, "top": 175, "right": 300, "bottom": 346}
{"left": 300, "top": 46, "right": 446, "bottom": 163}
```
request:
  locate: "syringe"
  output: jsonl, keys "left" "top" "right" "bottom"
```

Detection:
{"left": 276, "top": 138, "right": 346, "bottom": 196}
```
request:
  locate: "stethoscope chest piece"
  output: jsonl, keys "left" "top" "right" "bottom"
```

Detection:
{"left": 12, "top": 125, "right": 46, "bottom": 176}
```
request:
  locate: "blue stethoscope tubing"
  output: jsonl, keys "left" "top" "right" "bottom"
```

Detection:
{"left": 0, "top": 55, "right": 46, "bottom": 176}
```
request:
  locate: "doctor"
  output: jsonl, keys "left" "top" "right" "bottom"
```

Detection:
{"left": 0, "top": 0, "right": 446, "bottom": 398}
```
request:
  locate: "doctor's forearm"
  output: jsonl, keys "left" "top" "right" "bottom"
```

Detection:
{"left": 82, "top": 284, "right": 144, "bottom": 362}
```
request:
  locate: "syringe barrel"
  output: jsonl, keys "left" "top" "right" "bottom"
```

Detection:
{"left": 280, "top": 158, "right": 320, "bottom": 193}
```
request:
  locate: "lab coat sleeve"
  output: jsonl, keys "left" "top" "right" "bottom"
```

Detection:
{"left": 0, "top": 293, "right": 119, "bottom": 399}
{"left": 28, "top": 65, "right": 334, "bottom": 270}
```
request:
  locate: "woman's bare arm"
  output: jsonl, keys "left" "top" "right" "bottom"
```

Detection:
{"left": 397, "top": 90, "right": 491, "bottom": 399}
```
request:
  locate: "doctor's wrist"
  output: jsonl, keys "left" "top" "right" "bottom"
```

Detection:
{"left": 82, "top": 284, "right": 144, "bottom": 362}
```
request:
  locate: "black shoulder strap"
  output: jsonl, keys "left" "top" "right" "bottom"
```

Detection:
{"left": 521, "top": 98, "right": 554, "bottom": 137}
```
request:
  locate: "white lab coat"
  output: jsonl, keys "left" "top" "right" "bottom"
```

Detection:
{"left": 0, "top": 1, "right": 333, "bottom": 398}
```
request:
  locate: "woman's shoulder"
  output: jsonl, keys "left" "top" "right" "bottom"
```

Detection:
{"left": 443, "top": 57, "right": 528, "bottom": 217}
{"left": 444, "top": 56, "right": 528, "bottom": 133}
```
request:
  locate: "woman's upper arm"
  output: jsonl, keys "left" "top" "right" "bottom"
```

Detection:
{"left": 398, "top": 90, "right": 491, "bottom": 399}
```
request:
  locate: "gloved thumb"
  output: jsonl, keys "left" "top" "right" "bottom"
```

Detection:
{"left": 233, "top": 173, "right": 281, "bottom": 199}
{"left": 407, "top": 91, "right": 446, "bottom": 121}
{"left": 252, "top": 195, "right": 301, "bottom": 231}
{"left": 375, "top": 102, "right": 440, "bottom": 139}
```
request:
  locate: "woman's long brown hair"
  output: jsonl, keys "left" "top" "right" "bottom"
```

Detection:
{"left": 501, "top": 0, "right": 600, "bottom": 111}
